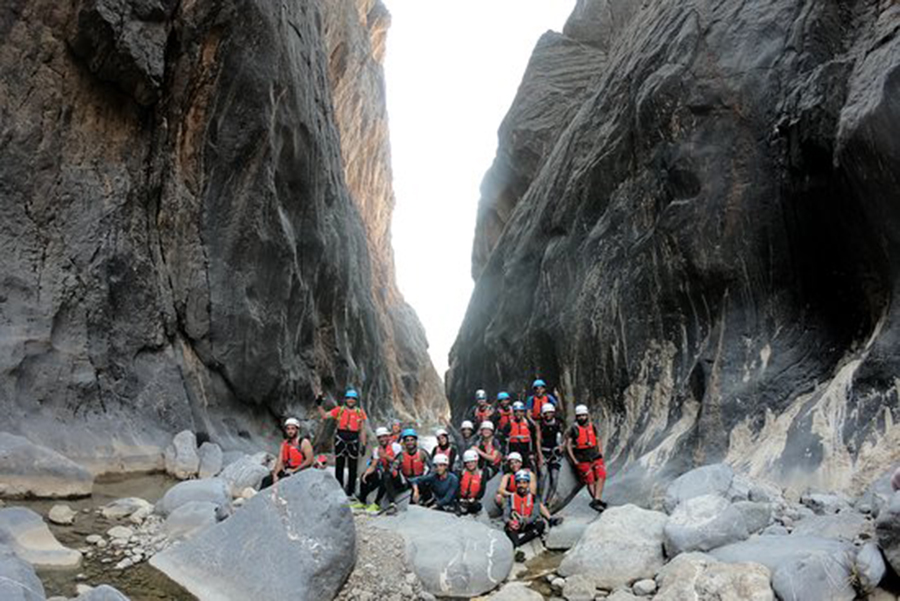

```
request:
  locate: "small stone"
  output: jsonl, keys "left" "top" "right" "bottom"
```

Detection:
{"left": 233, "top": 498, "right": 245, "bottom": 507}
{"left": 100, "top": 557, "right": 113, "bottom": 563}
{"left": 107, "top": 525, "right": 134, "bottom": 540}
{"left": 241, "top": 487, "right": 257, "bottom": 499}
{"left": 86, "top": 534, "right": 103, "bottom": 544}
{"left": 405, "top": 573, "right": 417, "bottom": 585}
{"left": 551, "top": 576, "right": 566, "bottom": 590}
{"left": 96, "top": 539, "right": 108, "bottom": 549}
{"left": 48, "top": 504, "right": 77, "bottom": 525}
{"left": 76, "top": 573, "right": 87, "bottom": 580}
{"left": 76, "top": 584, "right": 93, "bottom": 595}
{"left": 632, "top": 578, "right": 657, "bottom": 596}
{"left": 115, "top": 558, "right": 133, "bottom": 569}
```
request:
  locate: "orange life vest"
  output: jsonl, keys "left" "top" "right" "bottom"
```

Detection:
{"left": 475, "top": 405, "right": 492, "bottom": 424}
{"left": 575, "top": 423, "right": 598, "bottom": 450}
{"left": 496, "top": 407, "right": 512, "bottom": 430}
{"left": 530, "top": 395, "right": 549, "bottom": 420}
{"left": 280, "top": 439, "right": 308, "bottom": 469}
{"left": 504, "top": 474, "right": 518, "bottom": 493}
{"left": 460, "top": 470, "right": 483, "bottom": 500}
{"left": 336, "top": 406, "right": 365, "bottom": 432}
{"left": 479, "top": 440, "right": 502, "bottom": 466}
{"left": 400, "top": 450, "right": 426, "bottom": 477}
{"left": 508, "top": 419, "right": 532, "bottom": 443}
{"left": 512, "top": 492, "right": 535, "bottom": 518}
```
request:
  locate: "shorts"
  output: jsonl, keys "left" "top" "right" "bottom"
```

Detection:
{"left": 576, "top": 457, "right": 607, "bottom": 485}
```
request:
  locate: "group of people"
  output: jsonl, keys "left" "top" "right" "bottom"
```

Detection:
{"left": 262, "top": 379, "right": 608, "bottom": 547}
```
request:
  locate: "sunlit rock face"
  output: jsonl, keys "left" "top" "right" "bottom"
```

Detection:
{"left": 450, "top": 0, "right": 900, "bottom": 496}
{"left": 0, "top": 0, "right": 446, "bottom": 472}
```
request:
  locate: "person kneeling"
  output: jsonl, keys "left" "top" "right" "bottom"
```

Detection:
{"left": 457, "top": 450, "right": 486, "bottom": 515}
{"left": 411, "top": 454, "right": 458, "bottom": 511}
{"left": 503, "top": 471, "right": 560, "bottom": 547}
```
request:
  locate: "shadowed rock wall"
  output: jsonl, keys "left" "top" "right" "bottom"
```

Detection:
{"left": 450, "top": 0, "right": 900, "bottom": 496}
{"left": 0, "top": 0, "right": 446, "bottom": 472}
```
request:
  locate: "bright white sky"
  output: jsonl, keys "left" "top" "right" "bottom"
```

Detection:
{"left": 385, "top": 1, "right": 576, "bottom": 378}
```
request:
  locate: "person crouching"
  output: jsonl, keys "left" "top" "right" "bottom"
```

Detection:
{"left": 457, "top": 449, "right": 486, "bottom": 515}
{"left": 411, "top": 454, "right": 458, "bottom": 512}
{"left": 503, "top": 470, "right": 559, "bottom": 547}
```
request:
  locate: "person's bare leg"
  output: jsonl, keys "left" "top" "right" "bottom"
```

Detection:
{"left": 595, "top": 477, "right": 605, "bottom": 500}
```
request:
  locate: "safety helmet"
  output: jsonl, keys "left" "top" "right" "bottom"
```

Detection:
{"left": 515, "top": 470, "right": 531, "bottom": 483}
{"left": 401, "top": 428, "right": 418, "bottom": 440}
{"left": 284, "top": 418, "right": 301, "bottom": 429}
{"left": 475, "top": 389, "right": 487, "bottom": 401}
{"left": 375, "top": 427, "right": 390, "bottom": 437}
{"left": 433, "top": 454, "right": 450, "bottom": 466}
{"left": 345, "top": 389, "right": 359, "bottom": 399}
{"left": 507, "top": 452, "right": 523, "bottom": 463}
{"left": 541, "top": 403, "right": 556, "bottom": 414}
{"left": 575, "top": 404, "right": 589, "bottom": 416}
{"left": 392, "top": 418, "right": 402, "bottom": 425}
{"left": 461, "top": 420, "right": 474, "bottom": 431}
{"left": 463, "top": 450, "right": 479, "bottom": 463}
{"left": 532, "top": 379, "right": 547, "bottom": 388}
{"left": 512, "top": 401, "right": 526, "bottom": 412}
{"left": 479, "top": 421, "right": 494, "bottom": 432}
{"left": 497, "top": 391, "right": 510, "bottom": 401}
{"left": 435, "top": 428, "right": 449, "bottom": 438}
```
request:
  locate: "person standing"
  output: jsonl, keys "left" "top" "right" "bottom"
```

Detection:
{"left": 566, "top": 404, "right": 607, "bottom": 512}
{"left": 431, "top": 428, "right": 458, "bottom": 469}
{"left": 467, "top": 389, "right": 495, "bottom": 426}
{"left": 536, "top": 403, "right": 565, "bottom": 507}
{"left": 526, "top": 379, "right": 558, "bottom": 422}
{"left": 507, "top": 401, "right": 537, "bottom": 469}
{"left": 474, "top": 421, "right": 503, "bottom": 480}
{"left": 494, "top": 392, "right": 514, "bottom": 445}
{"left": 317, "top": 388, "right": 367, "bottom": 501}
{"left": 260, "top": 417, "right": 314, "bottom": 489}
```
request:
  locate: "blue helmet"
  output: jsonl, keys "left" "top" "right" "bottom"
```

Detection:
{"left": 345, "top": 389, "right": 359, "bottom": 399}
{"left": 532, "top": 379, "right": 547, "bottom": 388}
{"left": 497, "top": 392, "right": 511, "bottom": 401}
{"left": 514, "top": 470, "right": 532, "bottom": 483}
{"left": 401, "top": 428, "right": 418, "bottom": 440}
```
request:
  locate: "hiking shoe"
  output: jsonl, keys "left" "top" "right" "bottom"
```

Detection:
{"left": 381, "top": 503, "right": 399, "bottom": 516}
{"left": 548, "top": 517, "right": 563, "bottom": 527}
{"left": 348, "top": 500, "right": 366, "bottom": 510}
{"left": 365, "top": 503, "right": 381, "bottom": 513}
{"left": 589, "top": 499, "right": 605, "bottom": 512}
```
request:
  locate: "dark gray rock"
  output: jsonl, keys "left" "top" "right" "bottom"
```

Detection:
{"left": 664, "top": 494, "right": 749, "bottom": 556}
{"left": 447, "top": 0, "right": 900, "bottom": 494}
{"left": 0, "top": 433, "right": 94, "bottom": 499}
{"left": 732, "top": 501, "right": 773, "bottom": 534}
{"left": 800, "top": 493, "right": 852, "bottom": 516}
{"left": 0, "top": 543, "right": 45, "bottom": 601}
{"left": 155, "top": 478, "right": 230, "bottom": 517}
{"left": 791, "top": 511, "right": 873, "bottom": 542}
{"left": 150, "top": 469, "right": 354, "bottom": 601}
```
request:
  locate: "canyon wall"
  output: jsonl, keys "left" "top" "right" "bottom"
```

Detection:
{"left": 450, "top": 0, "right": 900, "bottom": 497}
{"left": 0, "top": 0, "right": 445, "bottom": 472}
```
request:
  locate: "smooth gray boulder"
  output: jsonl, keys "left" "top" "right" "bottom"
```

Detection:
{"left": 791, "top": 511, "right": 873, "bottom": 542}
{"left": 373, "top": 505, "right": 513, "bottom": 598}
{"left": 151, "top": 469, "right": 354, "bottom": 601}
{"left": 164, "top": 431, "right": 200, "bottom": 480}
{"left": 876, "top": 491, "right": 900, "bottom": 573}
{"left": 155, "top": 478, "right": 230, "bottom": 517}
{"left": 859, "top": 470, "right": 895, "bottom": 517}
{"left": 481, "top": 472, "right": 504, "bottom": 518}
{"left": 0, "top": 433, "right": 93, "bottom": 499}
{"left": 0, "top": 507, "right": 81, "bottom": 568}
{"left": 655, "top": 552, "right": 774, "bottom": 601}
{"left": 219, "top": 454, "right": 270, "bottom": 497}
{"left": 197, "top": 442, "right": 224, "bottom": 479}
{"left": 664, "top": 464, "right": 734, "bottom": 513}
{"left": 559, "top": 504, "right": 667, "bottom": 589}
{"left": 711, "top": 535, "right": 855, "bottom": 601}
{"left": 800, "top": 492, "right": 852, "bottom": 516}
{"left": 73, "top": 584, "right": 130, "bottom": 601}
{"left": 664, "top": 494, "right": 749, "bottom": 555}
{"left": 733, "top": 501, "right": 773, "bottom": 534}
{"left": 855, "top": 542, "right": 886, "bottom": 594}
{"left": 546, "top": 460, "right": 584, "bottom": 514}
{"left": 545, "top": 488, "right": 599, "bottom": 550}
{"left": 0, "top": 543, "right": 45, "bottom": 601}
{"left": 163, "top": 501, "right": 219, "bottom": 542}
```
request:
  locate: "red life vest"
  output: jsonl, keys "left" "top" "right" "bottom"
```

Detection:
{"left": 479, "top": 440, "right": 502, "bottom": 466}
{"left": 496, "top": 407, "right": 512, "bottom": 430}
{"left": 575, "top": 423, "right": 598, "bottom": 450}
{"left": 530, "top": 395, "right": 548, "bottom": 420}
{"left": 504, "top": 474, "right": 517, "bottom": 493}
{"left": 512, "top": 492, "right": 535, "bottom": 518}
{"left": 280, "top": 439, "right": 307, "bottom": 469}
{"left": 377, "top": 442, "right": 397, "bottom": 468}
{"left": 400, "top": 450, "right": 426, "bottom": 477}
{"left": 508, "top": 419, "right": 532, "bottom": 443}
{"left": 460, "top": 470, "right": 483, "bottom": 500}
{"left": 336, "top": 406, "right": 365, "bottom": 432}
{"left": 475, "top": 405, "right": 492, "bottom": 424}
{"left": 388, "top": 433, "right": 400, "bottom": 445}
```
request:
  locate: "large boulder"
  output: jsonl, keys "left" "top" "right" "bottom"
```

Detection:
{"left": 372, "top": 505, "right": 513, "bottom": 598}
{"left": 858, "top": 470, "right": 895, "bottom": 517}
{"left": 164, "top": 430, "right": 200, "bottom": 480}
{"left": 0, "top": 507, "right": 81, "bottom": 568}
{"left": 155, "top": 478, "right": 230, "bottom": 517}
{"left": 151, "top": 469, "right": 354, "bottom": 601}
{"left": 711, "top": 535, "right": 855, "bottom": 601}
{"left": 162, "top": 501, "right": 219, "bottom": 542}
{"left": 0, "top": 433, "right": 93, "bottom": 499}
{"left": 655, "top": 553, "right": 774, "bottom": 601}
{"left": 876, "top": 491, "right": 900, "bottom": 573}
{"left": 73, "top": 584, "right": 131, "bottom": 601}
{"left": 558, "top": 504, "right": 667, "bottom": 589}
{"left": 732, "top": 501, "right": 773, "bottom": 534}
{"left": 855, "top": 542, "right": 886, "bottom": 594}
{"left": 481, "top": 472, "right": 504, "bottom": 518}
{"left": 0, "top": 543, "right": 45, "bottom": 601}
{"left": 218, "top": 455, "right": 270, "bottom": 497}
{"left": 664, "top": 464, "right": 734, "bottom": 514}
{"left": 546, "top": 460, "right": 584, "bottom": 514}
{"left": 545, "top": 488, "right": 599, "bottom": 550}
{"left": 664, "top": 494, "right": 749, "bottom": 555}
{"left": 197, "top": 442, "right": 224, "bottom": 479}
{"left": 791, "top": 511, "right": 873, "bottom": 542}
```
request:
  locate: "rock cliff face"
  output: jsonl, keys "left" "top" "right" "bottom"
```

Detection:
{"left": 0, "top": 0, "right": 445, "bottom": 472}
{"left": 450, "top": 0, "right": 900, "bottom": 495}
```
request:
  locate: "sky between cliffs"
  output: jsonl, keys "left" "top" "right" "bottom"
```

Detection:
{"left": 386, "top": 0, "right": 576, "bottom": 378}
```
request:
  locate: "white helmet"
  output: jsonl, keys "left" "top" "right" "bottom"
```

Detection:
{"left": 507, "top": 452, "right": 523, "bottom": 463}
{"left": 575, "top": 404, "right": 590, "bottom": 416}
{"left": 435, "top": 428, "right": 449, "bottom": 437}
{"left": 475, "top": 389, "right": 487, "bottom": 400}
{"left": 375, "top": 427, "right": 390, "bottom": 437}
{"left": 463, "top": 449, "right": 479, "bottom": 463}
{"left": 541, "top": 403, "right": 556, "bottom": 414}
{"left": 479, "top": 421, "right": 494, "bottom": 432}
{"left": 284, "top": 418, "right": 301, "bottom": 428}
{"left": 433, "top": 454, "right": 450, "bottom": 466}
{"left": 461, "top": 420, "right": 474, "bottom": 431}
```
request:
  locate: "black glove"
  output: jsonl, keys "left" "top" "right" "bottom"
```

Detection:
{"left": 315, "top": 395, "right": 324, "bottom": 407}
